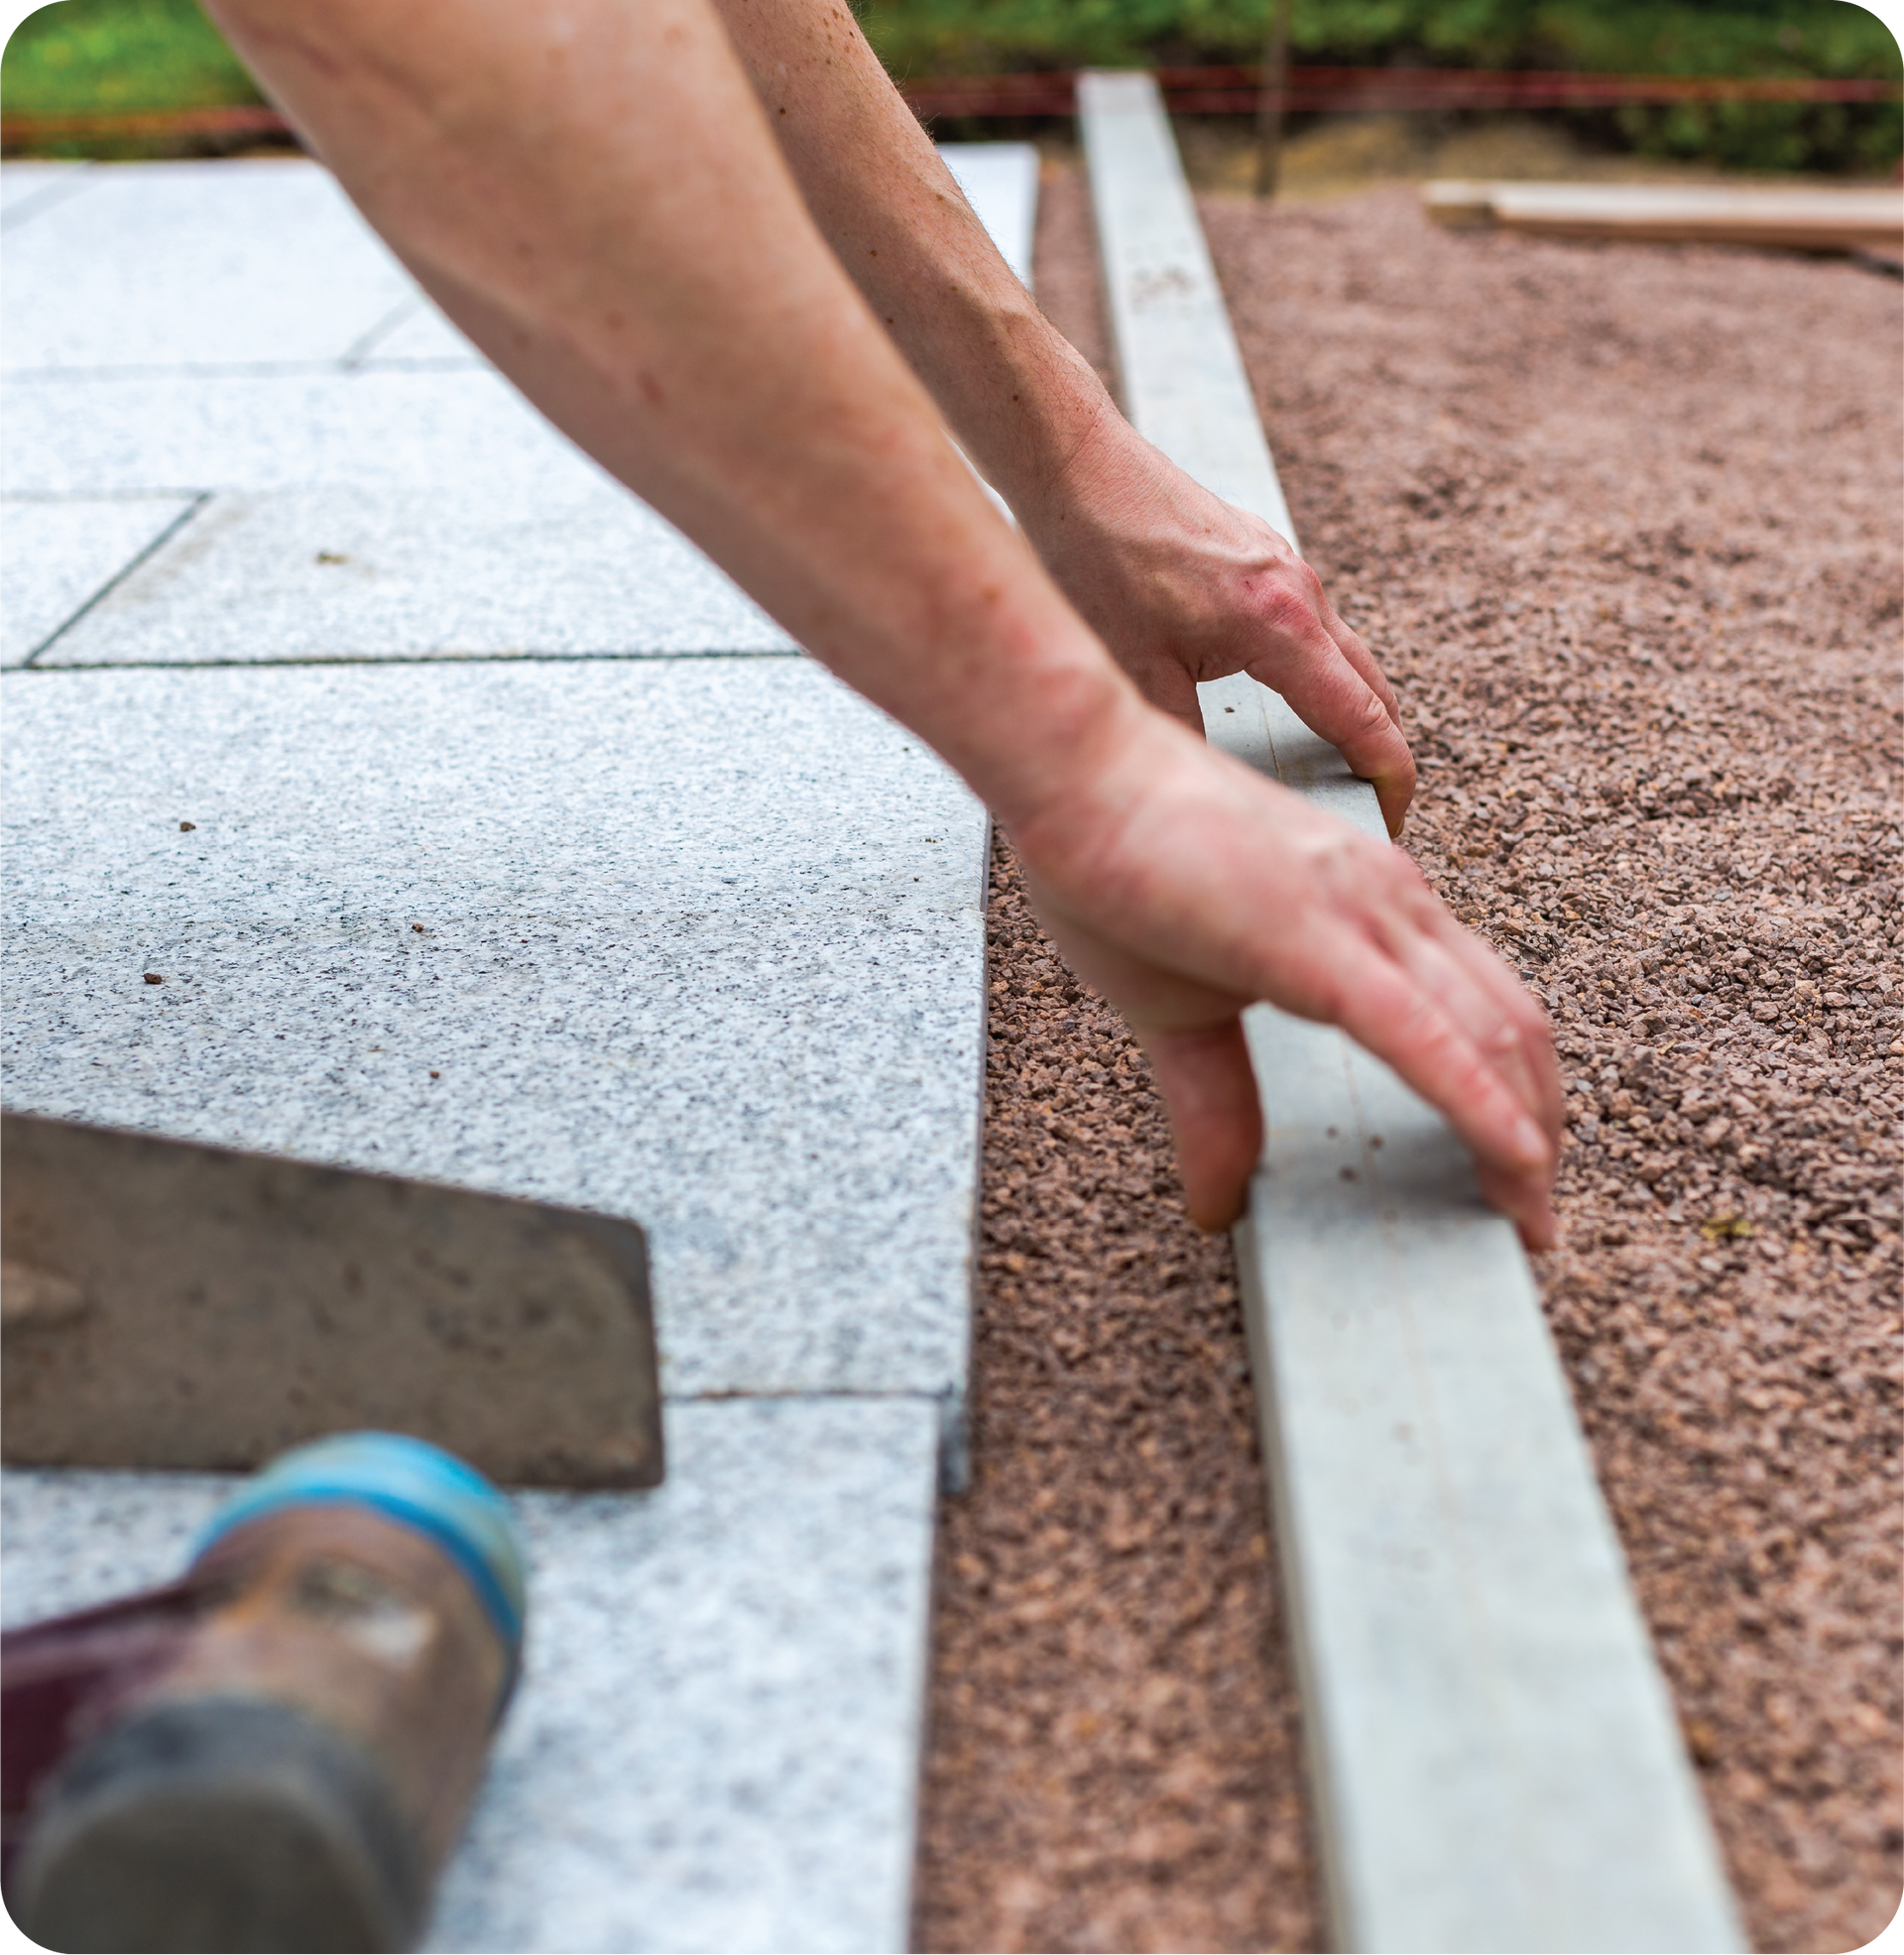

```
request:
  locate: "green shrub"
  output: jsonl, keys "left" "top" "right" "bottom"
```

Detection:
{"left": 3, "top": 0, "right": 261, "bottom": 117}
{"left": 859, "top": 0, "right": 1898, "bottom": 173}
{"left": 2, "top": 0, "right": 1895, "bottom": 174}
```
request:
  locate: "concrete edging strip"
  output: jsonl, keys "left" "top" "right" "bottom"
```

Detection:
{"left": 1078, "top": 69, "right": 1744, "bottom": 1954}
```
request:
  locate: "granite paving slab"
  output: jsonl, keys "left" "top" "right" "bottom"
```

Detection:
{"left": 0, "top": 366, "right": 611, "bottom": 499}
{"left": 0, "top": 140, "right": 1035, "bottom": 1947}
{"left": 2, "top": 658, "right": 986, "bottom": 1400}
{"left": 940, "top": 143, "right": 1038, "bottom": 288}
{"left": 0, "top": 492, "right": 198, "bottom": 665}
{"left": 351, "top": 144, "right": 1039, "bottom": 373}
{"left": 3, "top": 1393, "right": 941, "bottom": 1955}
{"left": 39, "top": 482, "right": 794, "bottom": 665}
{"left": 0, "top": 159, "right": 416, "bottom": 373}
{"left": 0, "top": 160, "right": 94, "bottom": 228}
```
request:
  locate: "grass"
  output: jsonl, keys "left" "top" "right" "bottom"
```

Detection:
{"left": 2, "top": 0, "right": 1897, "bottom": 173}
{"left": 3, "top": 0, "right": 261, "bottom": 117}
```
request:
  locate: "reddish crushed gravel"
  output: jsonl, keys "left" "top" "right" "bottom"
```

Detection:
{"left": 1200, "top": 186, "right": 1901, "bottom": 1952}
{"left": 912, "top": 837, "right": 1323, "bottom": 1955}
{"left": 912, "top": 164, "right": 1321, "bottom": 1955}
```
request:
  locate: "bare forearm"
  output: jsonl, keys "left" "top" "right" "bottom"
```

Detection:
{"left": 201, "top": 0, "right": 1557, "bottom": 1244}
{"left": 707, "top": 0, "right": 1116, "bottom": 517}
{"left": 203, "top": 0, "right": 1132, "bottom": 828}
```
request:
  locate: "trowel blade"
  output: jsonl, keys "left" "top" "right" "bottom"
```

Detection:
{"left": 1, "top": 1113, "right": 662, "bottom": 1488}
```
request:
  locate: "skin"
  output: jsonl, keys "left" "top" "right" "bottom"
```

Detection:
{"left": 203, "top": 0, "right": 1561, "bottom": 1245}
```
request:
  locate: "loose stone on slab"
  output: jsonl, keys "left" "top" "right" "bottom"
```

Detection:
{"left": 42, "top": 484, "right": 794, "bottom": 665}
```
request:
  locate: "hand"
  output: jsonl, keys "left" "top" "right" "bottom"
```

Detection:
{"left": 1010, "top": 702, "right": 1561, "bottom": 1248}
{"left": 1019, "top": 412, "right": 1417, "bottom": 837}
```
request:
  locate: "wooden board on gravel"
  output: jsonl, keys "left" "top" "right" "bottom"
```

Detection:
{"left": 1425, "top": 180, "right": 1904, "bottom": 253}
{"left": 1082, "top": 70, "right": 1743, "bottom": 1955}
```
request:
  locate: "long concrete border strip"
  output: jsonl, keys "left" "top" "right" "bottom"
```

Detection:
{"left": 1079, "top": 71, "right": 1743, "bottom": 1954}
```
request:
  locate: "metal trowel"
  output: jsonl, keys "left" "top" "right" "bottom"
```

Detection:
{"left": 1, "top": 1112, "right": 662, "bottom": 1488}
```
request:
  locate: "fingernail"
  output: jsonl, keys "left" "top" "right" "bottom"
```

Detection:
{"left": 1513, "top": 1116, "right": 1548, "bottom": 1164}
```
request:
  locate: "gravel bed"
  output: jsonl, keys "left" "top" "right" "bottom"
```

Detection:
{"left": 911, "top": 164, "right": 1320, "bottom": 1955}
{"left": 916, "top": 164, "right": 1898, "bottom": 1953}
{"left": 1201, "top": 184, "right": 1899, "bottom": 1954}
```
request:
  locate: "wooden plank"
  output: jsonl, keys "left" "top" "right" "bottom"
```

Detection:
{"left": 1079, "top": 70, "right": 1744, "bottom": 1954}
{"left": 1078, "top": 70, "right": 1297, "bottom": 541}
{"left": 1426, "top": 179, "right": 1904, "bottom": 253}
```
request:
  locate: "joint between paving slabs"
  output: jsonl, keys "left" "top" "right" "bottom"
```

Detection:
{"left": 0, "top": 163, "right": 99, "bottom": 237}
{"left": 19, "top": 491, "right": 213, "bottom": 669}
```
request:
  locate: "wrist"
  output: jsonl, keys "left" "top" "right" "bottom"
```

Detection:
{"left": 941, "top": 306, "right": 1126, "bottom": 526}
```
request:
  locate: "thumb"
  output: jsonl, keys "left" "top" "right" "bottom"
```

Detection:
{"left": 1133, "top": 1018, "right": 1262, "bottom": 1232}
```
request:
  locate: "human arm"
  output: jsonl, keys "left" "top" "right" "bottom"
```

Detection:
{"left": 703, "top": 0, "right": 1417, "bottom": 833}
{"left": 200, "top": 0, "right": 1557, "bottom": 1243}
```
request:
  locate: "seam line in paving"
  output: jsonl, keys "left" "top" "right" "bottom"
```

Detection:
{"left": 1080, "top": 70, "right": 1744, "bottom": 1955}
{"left": 0, "top": 164, "right": 99, "bottom": 235}
{"left": 21, "top": 490, "right": 212, "bottom": 669}
{"left": 340, "top": 295, "right": 427, "bottom": 370}
{"left": 5, "top": 645, "right": 812, "bottom": 672}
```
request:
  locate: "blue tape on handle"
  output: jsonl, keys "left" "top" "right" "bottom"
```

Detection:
{"left": 194, "top": 1433, "right": 528, "bottom": 1664}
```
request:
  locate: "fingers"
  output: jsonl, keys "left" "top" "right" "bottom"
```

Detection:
{"left": 1246, "top": 578, "right": 1416, "bottom": 836}
{"left": 1325, "top": 939, "right": 1558, "bottom": 1249}
{"left": 1013, "top": 729, "right": 1559, "bottom": 1248}
{"left": 1133, "top": 1019, "right": 1262, "bottom": 1231}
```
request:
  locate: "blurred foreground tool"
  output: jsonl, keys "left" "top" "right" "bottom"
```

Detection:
{"left": 3, "top": 1433, "right": 526, "bottom": 1952}
{"left": 1425, "top": 180, "right": 1904, "bottom": 254}
{"left": 1, "top": 1111, "right": 662, "bottom": 1487}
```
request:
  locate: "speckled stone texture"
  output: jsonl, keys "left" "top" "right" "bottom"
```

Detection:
{"left": 40, "top": 482, "right": 794, "bottom": 665}
{"left": 1, "top": 493, "right": 197, "bottom": 664}
{"left": 3, "top": 1396, "right": 942, "bottom": 1955}
{"left": 0, "top": 159, "right": 414, "bottom": 373}
{"left": 1202, "top": 183, "right": 1901, "bottom": 1954}
{"left": 1, "top": 659, "right": 986, "bottom": 1400}
{"left": 1, "top": 145, "right": 1036, "bottom": 1951}
{"left": 1, "top": 367, "right": 613, "bottom": 500}
{"left": 0, "top": 161, "right": 92, "bottom": 224}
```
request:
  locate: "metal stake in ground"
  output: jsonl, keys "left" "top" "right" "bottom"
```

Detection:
{"left": 1253, "top": 0, "right": 1292, "bottom": 200}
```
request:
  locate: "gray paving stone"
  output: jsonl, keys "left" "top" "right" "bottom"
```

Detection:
{"left": 1, "top": 366, "right": 604, "bottom": 499}
{"left": 938, "top": 143, "right": 1039, "bottom": 289}
{"left": 41, "top": 482, "right": 792, "bottom": 664}
{"left": 1, "top": 160, "right": 415, "bottom": 373}
{"left": 351, "top": 144, "right": 1039, "bottom": 373}
{"left": 0, "top": 161, "right": 96, "bottom": 228}
{"left": 3, "top": 1392, "right": 940, "bottom": 1954}
{"left": 2, "top": 659, "right": 987, "bottom": 1400}
{"left": 1, "top": 493, "right": 198, "bottom": 665}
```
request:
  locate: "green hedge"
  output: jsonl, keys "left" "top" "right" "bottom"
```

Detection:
{"left": 3, "top": 0, "right": 260, "bottom": 117}
{"left": 862, "top": 0, "right": 1901, "bottom": 170}
{"left": 5, "top": 0, "right": 1899, "bottom": 173}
